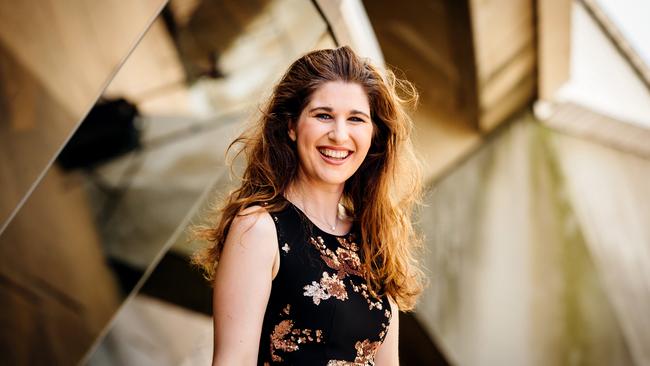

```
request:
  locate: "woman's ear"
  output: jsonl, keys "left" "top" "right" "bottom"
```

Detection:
{"left": 288, "top": 126, "right": 297, "bottom": 142}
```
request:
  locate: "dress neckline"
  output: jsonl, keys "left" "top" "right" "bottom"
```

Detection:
{"left": 284, "top": 198, "right": 354, "bottom": 238}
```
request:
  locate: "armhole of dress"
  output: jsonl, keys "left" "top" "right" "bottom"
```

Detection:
{"left": 271, "top": 213, "right": 284, "bottom": 282}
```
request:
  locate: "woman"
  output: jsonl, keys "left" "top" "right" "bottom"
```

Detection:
{"left": 194, "top": 46, "right": 423, "bottom": 365}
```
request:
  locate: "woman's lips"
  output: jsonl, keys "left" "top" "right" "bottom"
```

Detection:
{"left": 318, "top": 147, "right": 352, "bottom": 165}
{"left": 318, "top": 147, "right": 351, "bottom": 159}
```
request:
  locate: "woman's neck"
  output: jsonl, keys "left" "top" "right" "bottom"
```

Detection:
{"left": 285, "top": 175, "right": 345, "bottom": 231}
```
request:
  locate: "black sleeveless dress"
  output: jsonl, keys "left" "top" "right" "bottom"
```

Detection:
{"left": 257, "top": 200, "right": 392, "bottom": 365}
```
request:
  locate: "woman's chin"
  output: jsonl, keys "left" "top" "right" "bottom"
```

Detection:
{"left": 301, "top": 172, "right": 351, "bottom": 188}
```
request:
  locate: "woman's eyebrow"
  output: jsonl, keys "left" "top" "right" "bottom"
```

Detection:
{"left": 309, "top": 106, "right": 370, "bottom": 119}
{"left": 350, "top": 110, "right": 370, "bottom": 119}
{"left": 308, "top": 106, "right": 333, "bottom": 113}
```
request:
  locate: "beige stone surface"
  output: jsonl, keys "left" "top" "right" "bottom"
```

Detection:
{"left": 88, "top": 295, "right": 212, "bottom": 366}
{"left": 417, "top": 117, "right": 636, "bottom": 365}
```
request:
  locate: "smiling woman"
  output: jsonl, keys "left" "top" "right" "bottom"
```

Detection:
{"left": 192, "top": 46, "right": 423, "bottom": 365}
{"left": 289, "top": 81, "right": 374, "bottom": 190}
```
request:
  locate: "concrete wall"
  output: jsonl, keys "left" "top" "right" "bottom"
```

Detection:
{"left": 417, "top": 115, "right": 645, "bottom": 365}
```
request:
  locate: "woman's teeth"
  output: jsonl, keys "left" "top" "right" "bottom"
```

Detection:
{"left": 319, "top": 148, "right": 350, "bottom": 159}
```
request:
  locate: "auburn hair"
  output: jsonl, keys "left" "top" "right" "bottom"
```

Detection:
{"left": 192, "top": 46, "right": 424, "bottom": 310}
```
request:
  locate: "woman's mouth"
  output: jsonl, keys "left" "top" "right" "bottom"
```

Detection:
{"left": 318, "top": 148, "right": 352, "bottom": 161}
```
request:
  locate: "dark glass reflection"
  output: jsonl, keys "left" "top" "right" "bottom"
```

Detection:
{"left": 0, "top": 0, "right": 168, "bottom": 233}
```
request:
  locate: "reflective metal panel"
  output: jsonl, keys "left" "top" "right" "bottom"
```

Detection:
{"left": 0, "top": 0, "right": 168, "bottom": 233}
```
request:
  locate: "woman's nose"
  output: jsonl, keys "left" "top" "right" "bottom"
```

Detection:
{"left": 328, "top": 119, "right": 349, "bottom": 143}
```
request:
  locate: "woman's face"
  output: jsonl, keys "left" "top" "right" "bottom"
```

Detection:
{"left": 289, "top": 81, "right": 373, "bottom": 189}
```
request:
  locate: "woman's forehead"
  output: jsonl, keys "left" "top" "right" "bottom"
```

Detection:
{"left": 307, "top": 81, "right": 370, "bottom": 114}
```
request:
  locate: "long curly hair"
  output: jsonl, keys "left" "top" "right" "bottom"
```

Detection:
{"left": 192, "top": 46, "right": 424, "bottom": 310}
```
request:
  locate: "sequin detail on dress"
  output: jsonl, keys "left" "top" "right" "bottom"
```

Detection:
{"left": 326, "top": 339, "right": 382, "bottom": 365}
{"left": 269, "top": 304, "right": 323, "bottom": 362}
{"left": 258, "top": 201, "right": 390, "bottom": 365}
{"left": 303, "top": 233, "right": 389, "bottom": 312}
{"left": 303, "top": 271, "right": 348, "bottom": 305}
{"left": 309, "top": 235, "right": 364, "bottom": 278}
{"left": 379, "top": 309, "right": 391, "bottom": 339}
{"left": 350, "top": 280, "right": 384, "bottom": 311}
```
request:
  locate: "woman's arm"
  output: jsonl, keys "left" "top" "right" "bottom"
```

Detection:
{"left": 211, "top": 207, "right": 279, "bottom": 366}
{"left": 374, "top": 296, "right": 399, "bottom": 366}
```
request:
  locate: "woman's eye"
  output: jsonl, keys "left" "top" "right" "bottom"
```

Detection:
{"left": 316, "top": 113, "right": 332, "bottom": 120}
{"left": 349, "top": 116, "right": 366, "bottom": 123}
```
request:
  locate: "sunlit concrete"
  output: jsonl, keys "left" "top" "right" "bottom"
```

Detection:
{"left": 553, "top": 129, "right": 650, "bottom": 365}
{"left": 557, "top": 2, "right": 650, "bottom": 129}
{"left": 417, "top": 115, "right": 638, "bottom": 365}
{"left": 87, "top": 294, "right": 212, "bottom": 365}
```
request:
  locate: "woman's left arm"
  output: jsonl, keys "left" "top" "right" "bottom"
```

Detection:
{"left": 374, "top": 296, "right": 399, "bottom": 365}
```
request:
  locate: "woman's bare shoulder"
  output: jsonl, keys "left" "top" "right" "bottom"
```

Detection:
{"left": 212, "top": 205, "right": 278, "bottom": 364}
{"left": 217, "top": 205, "right": 279, "bottom": 284}
{"left": 226, "top": 205, "right": 277, "bottom": 248}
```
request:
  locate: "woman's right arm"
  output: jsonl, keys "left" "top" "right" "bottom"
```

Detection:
{"left": 211, "top": 206, "right": 279, "bottom": 366}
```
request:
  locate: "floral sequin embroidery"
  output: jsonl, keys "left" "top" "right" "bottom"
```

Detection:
{"left": 269, "top": 305, "right": 323, "bottom": 362}
{"left": 270, "top": 319, "right": 298, "bottom": 361}
{"left": 326, "top": 339, "right": 382, "bottom": 366}
{"left": 350, "top": 280, "right": 384, "bottom": 310}
{"left": 379, "top": 309, "right": 391, "bottom": 339}
{"left": 265, "top": 207, "right": 390, "bottom": 364}
{"left": 305, "top": 234, "right": 386, "bottom": 312}
{"left": 309, "top": 235, "right": 363, "bottom": 278}
{"left": 303, "top": 272, "right": 348, "bottom": 305}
